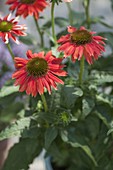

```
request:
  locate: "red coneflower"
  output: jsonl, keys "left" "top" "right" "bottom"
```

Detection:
{"left": 12, "top": 50, "right": 67, "bottom": 97}
{"left": 57, "top": 26, "right": 106, "bottom": 64}
{"left": 6, "top": 0, "right": 48, "bottom": 19}
{"left": 0, "top": 13, "right": 27, "bottom": 44}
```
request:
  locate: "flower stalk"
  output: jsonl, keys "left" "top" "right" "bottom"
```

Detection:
{"left": 66, "top": 2, "right": 73, "bottom": 25}
{"left": 51, "top": 1, "right": 57, "bottom": 45}
{"left": 6, "top": 43, "right": 15, "bottom": 60}
{"left": 33, "top": 17, "right": 44, "bottom": 48}
{"left": 41, "top": 94, "right": 48, "bottom": 112}
{"left": 78, "top": 0, "right": 90, "bottom": 85}
{"left": 84, "top": 0, "right": 90, "bottom": 29}
{"left": 79, "top": 56, "right": 84, "bottom": 85}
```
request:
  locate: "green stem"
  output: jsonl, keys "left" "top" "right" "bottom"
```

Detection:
{"left": 79, "top": 56, "right": 84, "bottom": 85}
{"left": 84, "top": 0, "right": 90, "bottom": 29}
{"left": 33, "top": 17, "right": 44, "bottom": 48}
{"left": 51, "top": 1, "right": 57, "bottom": 45}
{"left": 66, "top": 2, "right": 73, "bottom": 25}
{"left": 6, "top": 43, "right": 15, "bottom": 60}
{"left": 41, "top": 94, "right": 48, "bottom": 112}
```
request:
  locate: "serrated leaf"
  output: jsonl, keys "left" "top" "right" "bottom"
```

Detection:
{"left": 45, "top": 127, "right": 58, "bottom": 149}
{"left": 0, "top": 85, "right": 19, "bottom": 97}
{"left": 3, "top": 138, "right": 42, "bottom": 170}
{"left": 0, "top": 117, "right": 31, "bottom": 140}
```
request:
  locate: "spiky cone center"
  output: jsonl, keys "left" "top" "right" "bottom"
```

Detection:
{"left": 26, "top": 57, "right": 48, "bottom": 77}
{"left": 20, "top": 0, "right": 35, "bottom": 4}
{"left": 70, "top": 30, "right": 92, "bottom": 45}
{"left": 0, "top": 21, "right": 13, "bottom": 32}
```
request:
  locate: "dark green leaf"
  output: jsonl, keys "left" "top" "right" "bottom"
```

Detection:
{"left": 60, "top": 131, "right": 98, "bottom": 166}
{"left": 3, "top": 138, "right": 42, "bottom": 170}
{"left": 45, "top": 127, "right": 58, "bottom": 149}
{"left": 60, "top": 85, "right": 80, "bottom": 109}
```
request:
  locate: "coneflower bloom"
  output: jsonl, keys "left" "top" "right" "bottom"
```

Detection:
{"left": 6, "top": 0, "right": 48, "bottom": 19}
{"left": 12, "top": 50, "right": 67, "bottom": 97}
{"left": 0, "top": 13, "right": 27, "bottom": 44}
{"left": 57, "top": 26, "right": 106, "bottom": 64}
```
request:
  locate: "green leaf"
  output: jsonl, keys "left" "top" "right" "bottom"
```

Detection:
{"left": 107, "top": 121, "right": 113, "bottom": 135}
{"left": 0, "top": 117, "right": 31, "bottom": 140}
{"left": 73, "top": 87, "right": 83, "bottom": 97}
{"left": 92, "top": 56, "right": 113, "bottom": 72}
{"left": 90, "top": 16, "right": 113, "bottom": 29}
{"left": 91, "top": 71, "right": 113, "bottom": 85}
{"left": 60, "top": 130, "right": 98, "bottom": 166}
{"left": 82, "top": 98, "right": 95, "bottom": 118}
{"left": 0, "top": 85, "right": 19, "bottom": 97}
{"left": 45, "top": 127, "right": 58, "bottom": 149}
{"left": 55, "top": 17, "right": 68, "bottom": 27}
{"left": 70, "top": 142, "right": 98, "bottom": 167}
{"left": 107, "top": 129, "right": 113, "bottom": 136}
{"left": 3, "top": 138, "right": 42, "bottom": 170}
{"left": 99, "top": 32, "right": 113, "bottom": 48}
{"left": 110, "top": 0, "right": 113, "bottom": 10}
{"left": 19, "top": 33, "right": 36, "bottom": 45}
{"left": 95, "top": 112, "right": 110, "bottom": 128}
{"left": 60, "top": 85, "right": 80, "bottom": 109}
{"left": 96, "top": 94, "right": 113, "bottom": 108}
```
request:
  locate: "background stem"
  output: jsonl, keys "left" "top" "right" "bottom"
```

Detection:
{"left": 33, "top": 17, "right": 44, "bottom": 48}
{"left": 51, "top": 1, "right": 57, "bottom": 45}
{"left": 6, "top": 43, "right": 15, "bottom": 60}
{"left": 66, "top": 2, "right": 73, "bottom": 25}
{"left": 84, "top": 0, "right": 90, "bottom": 29}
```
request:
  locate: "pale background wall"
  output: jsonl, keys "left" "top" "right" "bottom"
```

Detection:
{"left": 0, "top": 0, "right": 113, "bottom": 34}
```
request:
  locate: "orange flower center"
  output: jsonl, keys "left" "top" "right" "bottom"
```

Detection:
{"left": 20, "top": 0, "right": 35, "bottom": 4}
{"left": 0, "top": 21, "right": 13, "bottom": 32}
{"left": 26, "top": 57, "right": 48, "bottom": 77}
{"left": 70, "top": 30, "right": 92, "bottom": 45}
